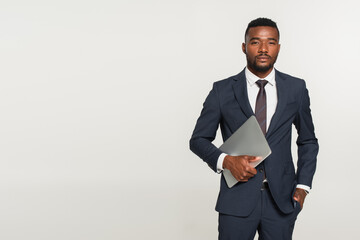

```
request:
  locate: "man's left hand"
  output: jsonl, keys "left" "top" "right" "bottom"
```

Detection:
{"left": 293, "top": 188, "right": 307, "bottom": 209}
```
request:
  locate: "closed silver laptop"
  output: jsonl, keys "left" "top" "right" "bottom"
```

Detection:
{"left": 219, "top": 116, "right": 272, "bottom": 188}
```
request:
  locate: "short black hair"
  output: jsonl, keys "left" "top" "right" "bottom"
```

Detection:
{"left": 245, "top": 17, "right": 279, "bottom": 41}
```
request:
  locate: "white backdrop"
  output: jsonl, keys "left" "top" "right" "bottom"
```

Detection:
{"left": 0, "top": 0, "right": 359, "bottom": 239}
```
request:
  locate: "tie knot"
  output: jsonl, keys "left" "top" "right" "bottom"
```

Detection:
{"left": 256, "top": 80, "right": 268, "bottom": 89}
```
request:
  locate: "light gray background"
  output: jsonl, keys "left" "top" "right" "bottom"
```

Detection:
{"left": 0, "top": 0, "right": 359, "bottom": 239}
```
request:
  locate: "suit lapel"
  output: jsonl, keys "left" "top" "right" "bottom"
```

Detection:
{"left": 232, "top": 70, "right": 254, "bottom": 118}
{"left": 266, "top": 70, "right": 288, "bottom": 138}
{"left": 231, "top": 69, "right": 289, "bottom": 138}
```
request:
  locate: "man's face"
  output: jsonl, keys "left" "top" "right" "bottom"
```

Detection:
{"left": 242, "top": 26, "right": 280, "bottom": 76}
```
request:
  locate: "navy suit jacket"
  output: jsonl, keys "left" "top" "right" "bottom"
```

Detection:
{"left": 190, "top": 69, "right": 319, "bottom": 217}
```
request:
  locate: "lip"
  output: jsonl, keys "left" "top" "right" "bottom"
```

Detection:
{"left": 257, "top": 56, "right": 270, "bottom": 60}
{"left": 256, "top": 56, "right": 270, "bottom": 62}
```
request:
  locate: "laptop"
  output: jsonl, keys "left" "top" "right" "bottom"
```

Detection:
{"left": 219, "top": 115, "right": 272, "bottom": 188}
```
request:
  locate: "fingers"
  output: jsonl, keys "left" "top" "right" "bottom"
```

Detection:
{"left": 240, "top": 155, "right": 262, "bottom": 162}
{"left": 293, "top": 191, "right": 301, "bottom": 202}
{"left": 242, "top": 156, "right": 258, "bottom": 175}
{"left": 242, "top": 155, "right": 262, "bottom": 162}
{"left": 248, "top": 156, "right": 262, "bottom": 162}
{"left": 236, "top": 174, "right": 250, "bottom": 182}
{"left": 293, "top": 188, "right": 307, "bottom": 209}
{"left": 239, "top": 162, "right": 257, "bottom": 176}
{"left": 233, "top": 171, "right": 250, "bottom": 182}
{"left": 247, "top": 166, "right": 257, "bottom": 175}
{"left": 234, "top": 166, "right": 257, "bottom": 182}
{"left": 226, "top": 155, "right": 259, "bottom": 182}
{"left": 293, "top": 196, "right": 303, "bottom": 209}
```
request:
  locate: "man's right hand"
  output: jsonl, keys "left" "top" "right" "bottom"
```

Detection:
{"left": 222, "top": 155, "right": 260, "bottom": 182}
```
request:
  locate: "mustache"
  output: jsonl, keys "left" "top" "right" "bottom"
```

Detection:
{"left": 256, "top": 54, "right": 271, "bottom": 58}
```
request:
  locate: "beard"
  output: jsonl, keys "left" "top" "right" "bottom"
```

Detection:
{"left": 247, "top": 54, "right": 278, "bottom": 73}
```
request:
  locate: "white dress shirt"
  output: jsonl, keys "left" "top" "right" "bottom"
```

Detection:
{"left": 216, "top": 67, "right": 310, "bottom": 193}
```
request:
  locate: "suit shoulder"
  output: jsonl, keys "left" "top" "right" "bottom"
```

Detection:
{"left": 214, "top": 75, "right": 235, "bottom": 85}
{"left": 212, "top": 72, "right": 241, "bottom": 89}
{"left": 276, "top": 70, "right": 305, "bottom": 84}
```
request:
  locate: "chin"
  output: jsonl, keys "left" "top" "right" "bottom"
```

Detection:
{"left": 254, "top": 64, "right": 272, "bottom": 73}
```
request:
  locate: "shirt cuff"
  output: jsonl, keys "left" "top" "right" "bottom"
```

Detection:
{"left": 216, "top": 153, "right": 227, "bottom": 173}
{"left": 296, "top": 184, "right": 311, "bottom": 194}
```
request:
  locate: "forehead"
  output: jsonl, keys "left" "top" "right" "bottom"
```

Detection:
{"left": 246, "top": 26, "right": 279, "bottom": 41}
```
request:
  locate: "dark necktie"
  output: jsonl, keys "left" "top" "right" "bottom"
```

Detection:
{"left": 255, "top": 80, "right": 268, "bottom": 135}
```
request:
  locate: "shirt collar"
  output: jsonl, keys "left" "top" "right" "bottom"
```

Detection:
{"left": 245, "top": 67, "right": 276, "bottom": 86}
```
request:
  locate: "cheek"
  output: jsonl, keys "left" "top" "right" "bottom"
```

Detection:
{"left": 270, "top": 47, "right": 280, "bottom": 55}
{"left": 246, "top": 49, "right": 257, "bottom": 58}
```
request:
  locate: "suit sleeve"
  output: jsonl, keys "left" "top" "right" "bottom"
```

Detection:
{"left": 189, "top": 83, "right": 223, "bottom": 172}
{"left": 293, "top": 81, "right": 319, "bottom": 188}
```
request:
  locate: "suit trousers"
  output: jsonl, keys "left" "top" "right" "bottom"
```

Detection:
{"left": 218, "top": 185, "right": 302, "bottom": 240}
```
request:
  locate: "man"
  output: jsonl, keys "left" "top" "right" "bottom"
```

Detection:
{"left": 189, "top": 18, "right": 319, "bottom": 240}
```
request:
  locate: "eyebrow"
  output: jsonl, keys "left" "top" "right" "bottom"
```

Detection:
{"left": 249, "top": 37, "right": 278, "bottom": 42}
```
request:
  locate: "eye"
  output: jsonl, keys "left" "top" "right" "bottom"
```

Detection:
{"left": 269, "top": 41, "right": 276, "bottom": 45}
{"left": 250, "top": 41, "right": 259, "bottom": 45}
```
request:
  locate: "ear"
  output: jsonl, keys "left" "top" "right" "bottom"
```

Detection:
{"left": 242, "top": 43, "right": 246, "bottom": 54}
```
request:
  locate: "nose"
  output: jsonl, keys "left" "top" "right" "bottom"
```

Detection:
{"left": 258, "top": 42, "right": 268, "bottom": 53}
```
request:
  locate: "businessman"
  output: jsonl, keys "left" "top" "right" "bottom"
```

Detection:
{"left": 189, "top": 18, "right": 319, "bottom": 240}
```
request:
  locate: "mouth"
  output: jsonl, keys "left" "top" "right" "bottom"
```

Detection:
{"left": 256, "top": 55, "right": 270, "bottom": 61}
